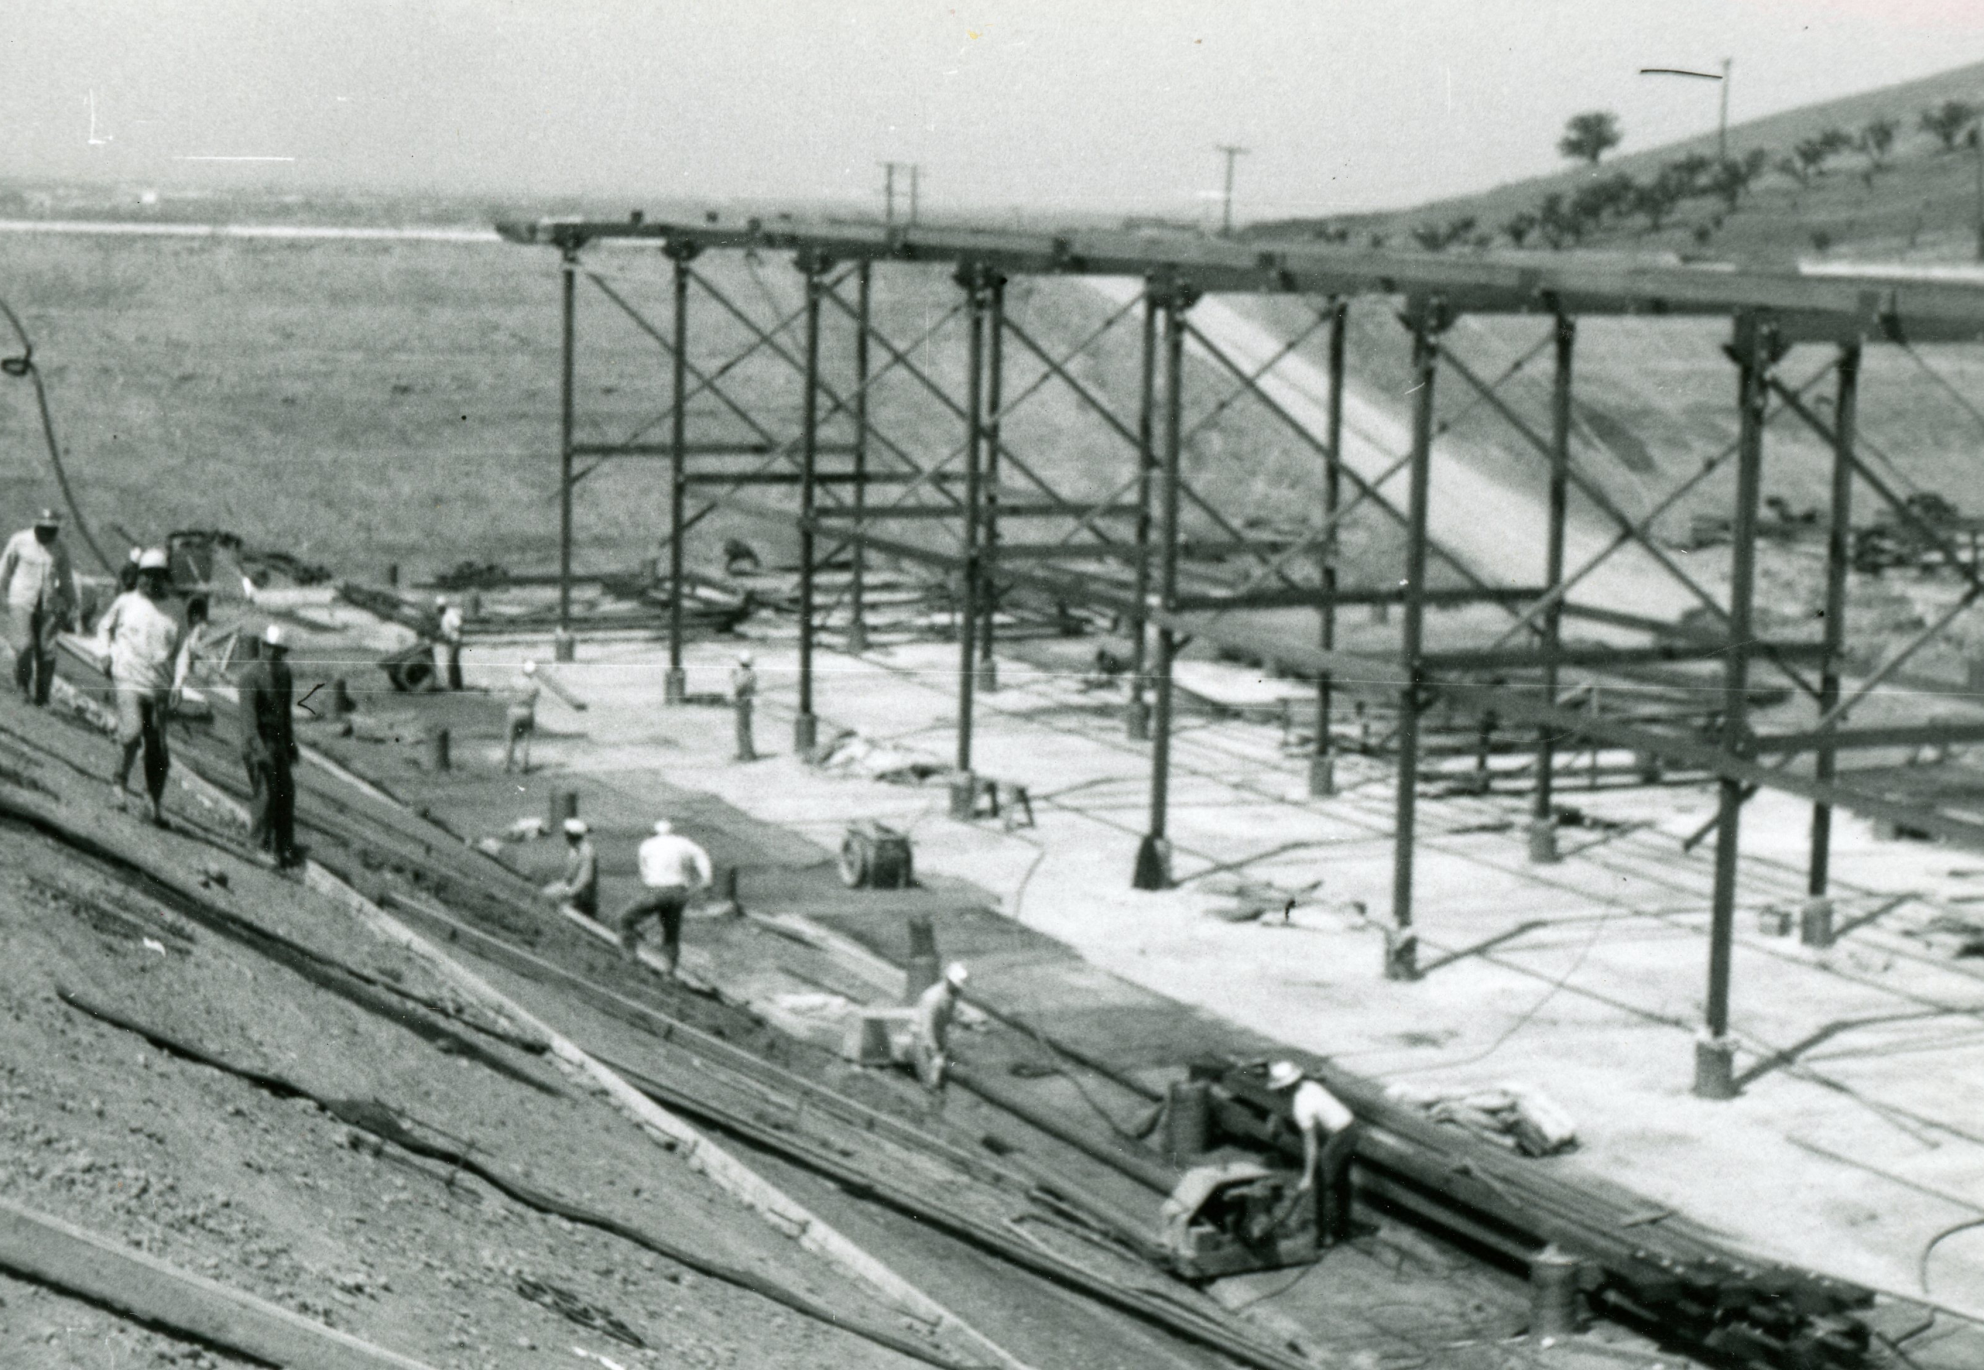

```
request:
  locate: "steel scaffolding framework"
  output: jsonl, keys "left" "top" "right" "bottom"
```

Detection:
{"left": 502, "top": 214, "right": 1984, "bottom": 1099}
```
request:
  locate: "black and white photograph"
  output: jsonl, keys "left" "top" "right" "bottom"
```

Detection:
{"left": 4, "top": 3, "right": 1984, "bottom": 1366}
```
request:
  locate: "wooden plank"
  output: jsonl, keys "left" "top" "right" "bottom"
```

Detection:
{"left": 0, "top": 1198, "right": 438, "bottom": 1370}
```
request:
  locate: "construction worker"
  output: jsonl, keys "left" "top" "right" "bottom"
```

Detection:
{"left": 238, "top": 624, "right": 300, "bottom": 868}
{"left": 910, "top": 962, "right": 969, "bottom": 1092}
{"left": 1266, "top": 1060, "right": 1358, "bottom": 1245}
{"left": 540, "top": 816, "right": 599, "bottom": 920}
{"left": 96, "top": 548, "right": 189, "bottom": 827}
{"left": 615, "top": 818, "right": 711, "bottom": 975}
{"left": 0, "top": 508, "right": 77, "bottom": 706}
{"left": 730, "top": 650, "right": 758, "bottom": 761}
{"left": 436, "top": 596, "right": 465, "bottom": 690}
{"left": 504, "top": 660, "right": 539, "bottom": 773}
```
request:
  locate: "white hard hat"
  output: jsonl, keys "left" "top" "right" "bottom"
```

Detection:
{"left": 521, "top": 660, "right": 537, "bottom": 675}
{"left": 943, "top": 962, "right": 969, "bottom": 989}
{"left": 435, "top": 595, "right": 449, "bottom": 607}
{"left": 263, "top": 624, "right": 286, "bottom": 648}
{"left": 652, "top": 819, "right": 673, "bottom": 836}
{"left": 1267, "top": 1060, "right": 1302, "bottom": 1091}
{"left": 126, "top": 547, "right": 143, "bottom": 564}
{"left": 563, "top": 817, "right": 589, "bottom": 837}
{"left": 33, "top": 508, "right": 59, "bottom": 528}
{"left": 737, "top": 650, "right": 754, "bottom": 665}
{"left": 137, "top": 548, "right": 170, "bottom": 572}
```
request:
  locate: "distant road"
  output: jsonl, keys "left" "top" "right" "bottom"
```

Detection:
{"left": 0, "top": 218, "right": 503, "bottom": 244}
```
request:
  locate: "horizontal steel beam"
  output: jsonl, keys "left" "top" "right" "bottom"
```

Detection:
{"left": 680, "top": 471, "right": 936, "bottom": 486}
{"left": 1748, "top": 719, "right": 1984, "bottom": 754}
{"left": 1171, "top": 585, "right": 1542, "bottom": 612}
{"left": 993, "top": 539, "right": 1296, "bottom": 561}
{"left": 571, "top": 441, "right": 858, "bottom": 457}
{"left": 1422, "top": 639, "right": 1829, "bottom": 672}
{"left": 499, "top": 216, "right": 1984, "bottom": 339}
{"left": 811, "top": 502, "right": 1142, "bottom": 521}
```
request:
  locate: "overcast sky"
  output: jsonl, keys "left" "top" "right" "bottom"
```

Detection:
{"left": 3, "top": 1, "right": 1980, "bottom": 220}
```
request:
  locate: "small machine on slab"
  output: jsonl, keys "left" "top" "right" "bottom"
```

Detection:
{"left": 1159, "top": 1160, "right": 1320, "bottom": 1281}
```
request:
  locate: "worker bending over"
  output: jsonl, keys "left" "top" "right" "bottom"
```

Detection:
{"left": 540, "top": 817, "right": 599, "bottom": 920}
{"left": 435, "top": 596, "right": 464, "bottom": 691}
{"left": 911, "top": 962, "right": 969, "bottom": 1092}
{"left": 504, "top": 660, "right": 539, "bottom": 773}
{"left": 96, "top": 549, "right": 189, "bottom": 827}
{"left": 238, "top": 625, "right": 300, "bottom": 868}
{"left": 615, "top": 819, "right": 711, "bottom": 975}
{"left": 730, "top": 650, "right": 757, "bottom": 762}
{"left": 0, "top": 508, "right": 76, "bottom": 706}
{"left": 1267, "top": 1060, "right": 1359, "bottom": 1245}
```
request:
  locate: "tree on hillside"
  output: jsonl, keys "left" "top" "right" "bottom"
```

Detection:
{"left": 1665, "top": 153, "right": 1715, "bottom": 198}
{"left": 1793, "top": 128, "right": 1854, "bottom": 179}
{"left": 1501, "top": 209, "right": 1539, "bottom": 248}
{"left": 1859, "top": 116, "right": 1900, "bottom": 170}
{"left": 1711, "top": 149, "right": 1771, "bottom": 209}
{"left": 1558, "top": 111, "right": 1623, "bottom": 166}
{"left": 1920, "top": 99, "right": 1979, "bottom": 151}
{"left": 1634, "top": 167, "right": 1691, "bottom": 231}
{"left": 1775, "top": 153, "right": 1812, "bottom": 188}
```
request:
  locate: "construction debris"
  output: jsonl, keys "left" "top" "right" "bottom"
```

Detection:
{"left": 1383, "top": 1082, "right": 1581, "bottom": 1157}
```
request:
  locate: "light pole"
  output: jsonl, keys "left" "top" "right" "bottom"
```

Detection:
{"left": 1718, "top": 57, "right": 1732, "bottom": 164}
{"left": 1215, "top": 144, "right": 1248, "bottom": 236}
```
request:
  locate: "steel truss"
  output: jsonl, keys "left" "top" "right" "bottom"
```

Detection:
{"left": 511, "top": 216, "right": 1984, "bottom": 1098}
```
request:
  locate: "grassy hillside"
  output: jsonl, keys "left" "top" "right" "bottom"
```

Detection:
{"left": 1253, "top": 58, "right": 1984, "bottom": 264}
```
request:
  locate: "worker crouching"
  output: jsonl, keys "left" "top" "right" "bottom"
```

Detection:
{"left": 615, "top": 819, "right": 712, "bottom": 976}
{"left": 97, "top": 549, "right": 190, "bottom": 827}
{"left": 540, "top": 817, "right": 599, "bottom": 920}
{"left": 1267, "top": 1060, "right": 1359, "bottom": 1246}
{"left": 910, "top": 962, "right": 969, "bottom": 1092}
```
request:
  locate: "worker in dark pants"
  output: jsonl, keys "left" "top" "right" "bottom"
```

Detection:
{"left": 239, "top": 624, "right": 300, "bottom": 867}
{"left": 615, "top": 819, "right": 711, "bottom": 976}
{"left": 1268, "top": 1060, "right": 1359, "bottom": 1246}
{"left": 435, "top": 596, "right": 464, "bottom": 690}
{"left": 730, "top": 650, "right": 758, "bottom": 761}
{"left": 0, "top": 508, "right": 76, "bottom": 707}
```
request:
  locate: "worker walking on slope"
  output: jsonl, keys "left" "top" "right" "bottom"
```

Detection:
{"left": 539, "top": 816, "right": 599, "bottom": 920}
{"left": 1267, "top": 1060, "right": 1359, "bottom": 1246}
{"left": 730, "top": 650, "right": 758, "bottom": 762}
{"left": 238, "top": 624, "right": 300, "bottom": 868}
{"left": 96, "top": 549, "right": 190, "bottom": 827}
{"left": 435, "top": 596, "right": 464, "bottom": 690}
{"left": 911, "top": 962, "right": 969, "bottom": 1092}
{"left": 0, "top": 508, "right": 77, "bottom": 706}
{"left": 615, "top": 818, "right": 711, "bottom": 976}
{"left": 504, "top": 660, "right": 539, "bottom": 773}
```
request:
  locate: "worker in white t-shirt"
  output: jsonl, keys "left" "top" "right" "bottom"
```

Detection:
{"left": 1267, "top": 1059, "right": 1359, "bottom": 1245}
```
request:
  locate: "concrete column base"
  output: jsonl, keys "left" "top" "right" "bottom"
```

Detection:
{"left": 663, "top": 667, "right": 687, "bottom": 705}
{"left": 1800, "top": 896, "right": 1835, "bottom": 949}
{"left": 1307, "top": 753, "right": 1336, "bottom": 798}
{"left": 553, "top": 630, "right": 576, "bottom": 663}
{"left": 549, "top": 789, "right": 578, "bottom": 828}
{"left": 1527, "top": 1245, "right": 1584, "bottom": 1339}
{"left": 976, "top": 659, "right": 999, "bottom": 693}
{"left": 1132, "top": 835, "right": 1172, "bottom": 890}
{"left": 1124, "top": 697, "right": 1150, "bottom": 741}
{"left": 425, "top": 726, "right": 451, "bottom": 773}
{"left": 948, "top": 774, "right": 978, "bottom": 821}
{"left": 1527, "top": 817, "right": 1560, "bottom": 864}
{"left": 847, "top": 620, "right": 869, "bottom": 654}
{"left": 792, "top": 712, "right": 818, "bottom": 755}
{"left": 1383, "top": 927, "right": 1419, "bottom": 981}
{"left": 1693, "top": 1034, "right": 1737, "bottom": 1100}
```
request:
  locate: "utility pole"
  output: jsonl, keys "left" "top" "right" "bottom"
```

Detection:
{"left": 909, "top": 164, "right": 921, "bottom": 227}
{"left": 880, "top": 162, "right": 900, "bottom": 226}
{"left": 1718, "top": 58, "right": 1732, "bottom": 164}
{"left": 1971, "top": 124, "right": 1984, "bottom": 263}
{"left": 1215, "top": 144, "right": 1248, "bottom": 236}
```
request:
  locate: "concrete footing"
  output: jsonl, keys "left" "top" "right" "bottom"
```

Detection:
{"left": 1528, "top": 1245, "right": 1583, "bottom": 1339}
{"left": 1383, "top": 927, "right": 1418, "bottom": 982}
{"left": 1693, "top": 1034, "right": 1737, "bottom": 1100}
{"left": 549, "top": 789, "right": 578, "bottom": 828}
{"left": 948, "top": 775, "right": 977, "bottom": 821}
{"left": 847, "top": 620, "right": 868, "bottom": 654}
{"left": 1124, "top": 697, "right": 1149, "bottom": 741}
{"left": 1800, "top": 896, "right": 1834, "bottom": 949}
{"left": 1132, "top": 835, "right": 1171, "bottom": 890}
{"left": 1307, "top": 753, "right": 1336, "bottom": 798}
{"left": 975, "top": 659, "right": 998, "bottom": 693}
{"left": 1527, "top": 817, "right": 1559, "bottom": 864}
{"left": 664, "top": 667, "right": 686, "bottom": 705}
{"left": 425, "top": 726, "right": 450, "bottom": 773}
{"left": 792, "top": 713, "right": 818, "bottom": 754}
{"left": 553, "top": 630, "right": 576, "bottom": 663}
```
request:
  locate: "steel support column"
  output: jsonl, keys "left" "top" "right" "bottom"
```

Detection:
{"left": 1387, "top": 302, "right": 1442, "bottom": 978}
{"left": 664, "top": 247, "right": 694, "bottom": 703}
{"left": 952, "top": 266, "right": 989, "bottom": 814}
{"left": 1697, "top": 313, "right": 1773, "bottom": 1100}
{"left": 1531, "top": 313, "right": 1575, "bottom": 861}
{"left": 794, "top": 255, "right": 827, "bottom": 753}
{"left": 1134, "top": 284, "right": 1190, "bottom": 889}
{"left": 977, "top": 275, "right": 1006, "bottom": 692}
{"left": 848, "top": 262, "right": 872, "bottom": 653}
{"left": 556, "top": 248, "right": 577, "bottom": 661}
{"left": 1310, "top": 299, "right": 1348, "bottom": 796}
{"left": 1809, "top": 341, "right": 1861, "bottom": 903}
{"left": 1126, "top": 286, "right": 1159, "bottom": 740}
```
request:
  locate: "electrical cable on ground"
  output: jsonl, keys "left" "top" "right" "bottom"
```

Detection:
{"left": 0, "top": 297, "right": 114, "bottom": 573}
{"left": 1918, "top": 1214, "right": 1984, "bottom": 1299}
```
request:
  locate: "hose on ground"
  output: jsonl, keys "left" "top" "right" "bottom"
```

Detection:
{"left": 0, "top": 298, "right": 115, "bottom": 574}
